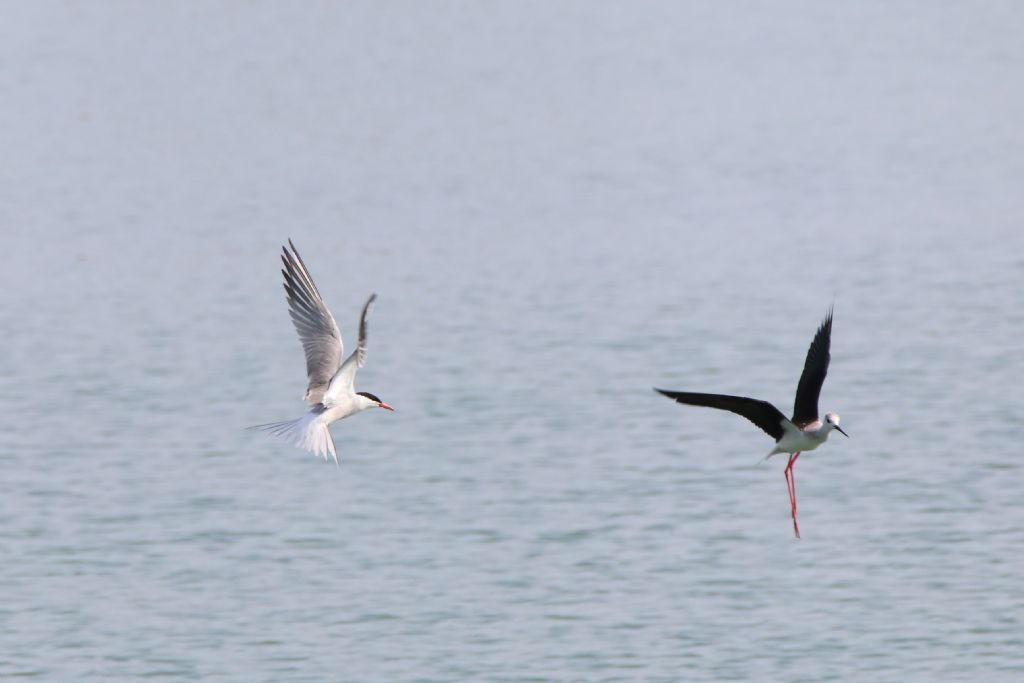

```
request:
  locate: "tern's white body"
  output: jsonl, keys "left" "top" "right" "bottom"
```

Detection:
{"left": 272, "top": 394, "right": 379, "bottom": 461}
{"left": 318, "top": 393, "right": 380, "bottom": 427}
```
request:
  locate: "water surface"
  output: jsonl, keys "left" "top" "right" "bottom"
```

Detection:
{"left": 1, "top": 2, "right": 1022, "bottom": 681}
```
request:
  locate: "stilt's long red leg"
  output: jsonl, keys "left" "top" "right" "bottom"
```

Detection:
{"left": 789, "top": 452, "right": 801, "bottom": 513}
{"left": 784, "top": 453, "right": 796, "bottom": 510}
{"left": 784, "top": 452, "right": 802, "bottom": 539}
{"left": 784, "top": 461, "right": 793, "bottom": 509}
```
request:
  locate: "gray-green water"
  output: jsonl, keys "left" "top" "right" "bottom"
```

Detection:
{"left": 2, "top": 2, "right": 1023, "bottom": 681}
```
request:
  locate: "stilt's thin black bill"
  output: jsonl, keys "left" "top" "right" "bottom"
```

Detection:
{"left": 836, "top": 426, "right": 849, "bottom": 437}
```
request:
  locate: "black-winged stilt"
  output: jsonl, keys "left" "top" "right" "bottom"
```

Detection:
{"left": 655, "top": 308, "right": 847, "bottom": 538}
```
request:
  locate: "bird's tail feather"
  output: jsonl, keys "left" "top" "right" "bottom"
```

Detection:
{"left": 251, "top": 412, "right": 338, "bottom": 465}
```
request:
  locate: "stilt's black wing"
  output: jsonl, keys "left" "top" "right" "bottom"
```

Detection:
{"left": 654, "top": 389, "right": 788, "bottom": 441}
{"left": 792, "top": 309, "right": 833, "bottom": 427}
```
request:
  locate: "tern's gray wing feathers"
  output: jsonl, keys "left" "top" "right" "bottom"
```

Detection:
{"left": 323, "top": 294, "right": 376, "bottom": 405}
{"left": 655, "top": 389, "right": 789, "bottom": 441}
{"left": 792, "top": 308, "right": 833, "bottom": 427}
{"left": 351, "top": 293, "right": 375, "bottom": 370}
{"left": 281, "top": 240, "right": 343, "bottom": 405}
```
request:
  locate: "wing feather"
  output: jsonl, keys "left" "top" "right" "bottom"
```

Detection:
{"left": 655, "top": 389, "right": 788, "bottom": 441}
{"left": 792, "top": 309, "right": 833, "bottom": 427}
{"left": 323, "top": 294, "right": 377, "bottom": 405}
{"left": 280, "top": 240, "right": 343, "bottom": 405}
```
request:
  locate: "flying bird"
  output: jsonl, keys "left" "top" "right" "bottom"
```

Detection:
{"left": 655, "top": 309, "right": 847, "bottom": 538}
{"left": 254, "top": 240, "right": 393, "bottom": 464}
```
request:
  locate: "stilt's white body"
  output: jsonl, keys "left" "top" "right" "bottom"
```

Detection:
{"left": 766, "top": 413, "right": 843, "bottom": 458}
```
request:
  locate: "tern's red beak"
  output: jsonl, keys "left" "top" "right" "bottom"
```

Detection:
{"left": 379, "top": 402, "right": 395, "bottom": 411}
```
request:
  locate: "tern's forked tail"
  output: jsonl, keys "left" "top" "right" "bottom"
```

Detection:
{"left": 251, "top": 411, "right": 338, "bottom": 465}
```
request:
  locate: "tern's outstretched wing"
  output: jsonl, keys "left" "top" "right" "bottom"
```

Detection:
{"left": 323, "top": 294, "right": 376, "bottom": 405}
{"left": 281, "top": 240, "right": 343, "bottom": 405}
{"left": 654, "top": 389, "right": 789, "bottom": 441}
{"left": 792, "top": 309, "right": 832, "bottom": 427}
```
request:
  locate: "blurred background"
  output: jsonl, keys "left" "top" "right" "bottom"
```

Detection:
{"left": 1, "top": 2, "right": 1022, "bottom": 681}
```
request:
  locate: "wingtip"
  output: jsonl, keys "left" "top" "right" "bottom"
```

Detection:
{"left": 820, "top": 305, "right": 834, "bottom": 331}
{"left": 283, "top": 238, "right": 302, "bottom": 263}
{"left": 361, "top": 293, "right": 378, "bottom": 318}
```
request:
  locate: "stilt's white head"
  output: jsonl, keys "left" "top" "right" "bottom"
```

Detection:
{"left": 824, "top": 412, "right": 848, "bottom": 437}
{"left": 356, "top": 391, "right": 395, "bottom": 412}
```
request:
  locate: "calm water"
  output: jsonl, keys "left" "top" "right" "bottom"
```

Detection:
{"left": 2, "top": 2, "right": 1023, "bottom": 681}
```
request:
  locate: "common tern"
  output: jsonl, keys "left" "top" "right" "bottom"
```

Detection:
{"left": 254, "top": 240, "right": 393, "bottom": 464}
